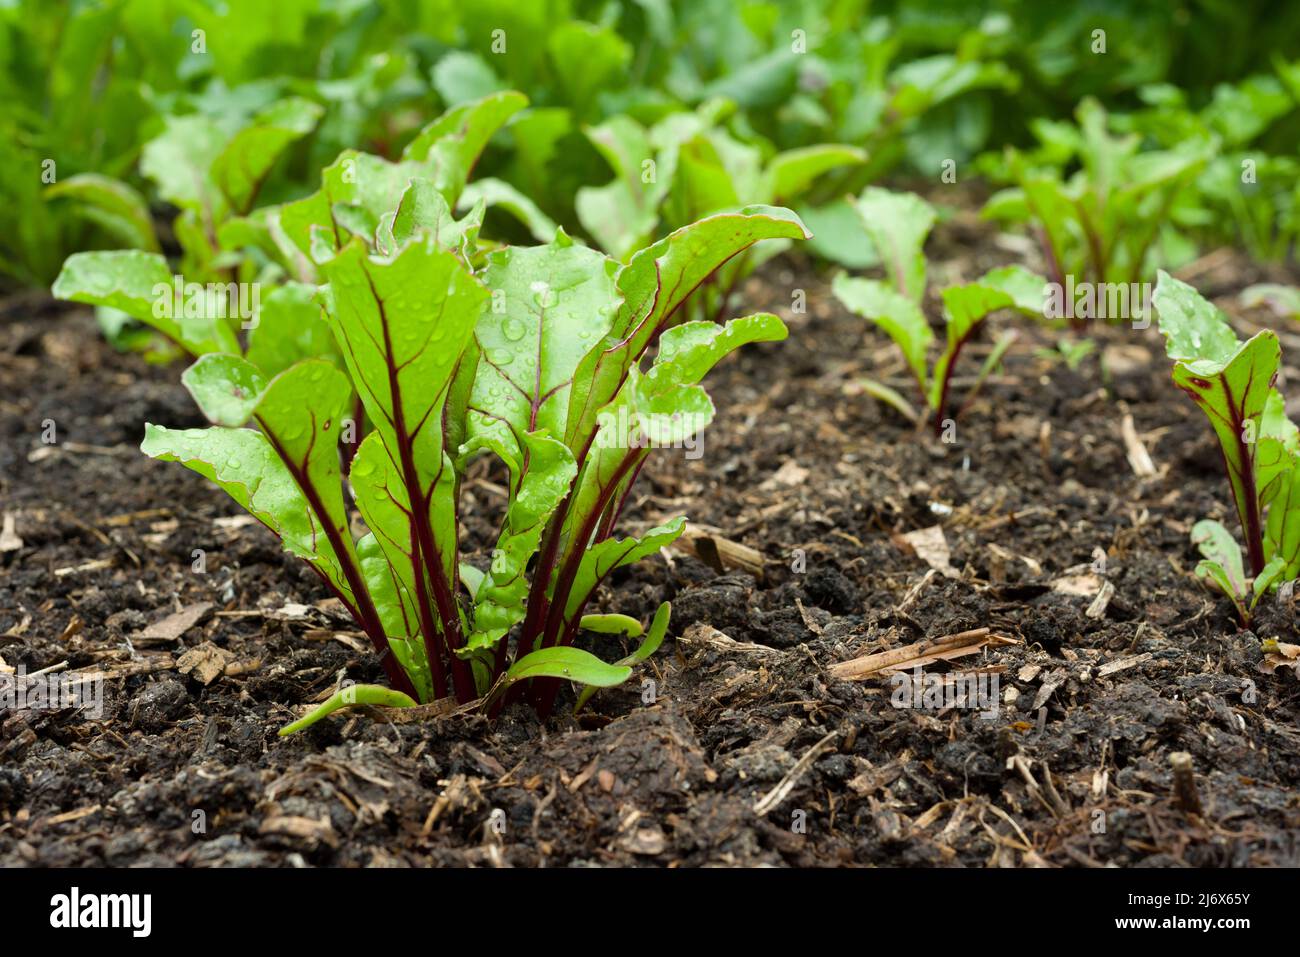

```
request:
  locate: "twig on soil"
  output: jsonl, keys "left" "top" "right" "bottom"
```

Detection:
{"left": 828, "top": 627, "right": 1018, "bottom": 681}
{"left": 897, "top": 568, "right": 936, "bottom": 614}
{"left": 753, "top": 730, "right": 839, "bottom": 817}
{"left": 1169, "top": 752, "right": 1203, "bottom": 817}
{"left": 1119, "top": 412, "right": 1158, "bottom": 478}
{"left": 673, "top": 524, "right": 767, "bottom": 579}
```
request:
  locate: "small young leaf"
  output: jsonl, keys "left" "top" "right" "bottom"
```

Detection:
{"left": 833, "top": 275, "right": 932, "bottom": 393}
{"left": 500, "top": 646, "right": 632, "bottom": 689}
{"left": 1191, "top": 519, "right": 1246, "bottom": 599}
{"left": 575, "top": 601, "right": 671, "bottom": 711}
{"left": 278, "top": 683, "right": 418, "bottom": 736}
{"left": 578, "top": 613, "right": 644, "bottom": 638}
{"left": 850, "top": 187, "right": 935, "bottom": 302}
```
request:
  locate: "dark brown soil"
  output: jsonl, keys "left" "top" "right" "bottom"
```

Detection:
{"left": 2, "top": 217, "right": 1299, "bottom": 867}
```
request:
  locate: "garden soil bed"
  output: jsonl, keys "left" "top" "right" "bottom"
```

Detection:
{"left": 2, "top": 214, "right": 1299, "bottom": 867}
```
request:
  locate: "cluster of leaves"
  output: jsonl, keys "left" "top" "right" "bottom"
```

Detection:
{"left": 979, "top": 59, "right": 1300, "bottom": 291}
{"left": 56, "top": 108, "right": 810, "bottom": 727}
{"left": 979, "top": 98, "right": 1210, "bottom": 293}
{"left": 4, "top": 0, "right": 442, "bottom": 288}
{"left": 1155, "top": 273, "right": 1300, "bottom": 626}
{"left": 51, "top": 93, "right": 528, "bottom": 367}
{"left": 830, "top": 187, "right": 1043, "bottom": 431}
{"left": 1115, "top": 60, "right": 1300, "bottom": 263}
{"left": 25, "top": 0, "right": 1251, "bottom": 292}
{"left": 574, "top": 98, "right": 862, "bottom": 324}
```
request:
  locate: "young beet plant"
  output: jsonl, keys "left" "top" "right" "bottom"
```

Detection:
{"left": 1155, "top": 271, "right": 1300, "bottom": 625}
{"left": 980, "top": 98, "right": 1208, "bottom": 299}
{"left": 831, "top": 187, "right": 1043, "bottom": 432}
{"left": 94, "top": 182, "right": 807, "bottom": 729}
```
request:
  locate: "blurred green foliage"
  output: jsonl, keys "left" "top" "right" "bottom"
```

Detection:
{"left": 4, "top": 0, "right": 1298, "bottom": 290}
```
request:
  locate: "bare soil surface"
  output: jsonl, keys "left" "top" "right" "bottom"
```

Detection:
{"left": 2, "top": 215, "right": 1299, "bottom": 867}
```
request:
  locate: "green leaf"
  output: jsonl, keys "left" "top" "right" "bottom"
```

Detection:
{"left": 278, "top": 683, "right": 418, "bottom": 736}
{"left": 1251, "top": 556, "right": 1288, "bottom": 610}
{"left": 52, "top": 251, "right": 240, "bottom": 356}
{"left": 547, "top": 22, "right": 632, "bottom": 121}
{"left": 833, "top": 275, "right": 932, "bottom": 393}
{"left": 182, "top": 354, "right": 268, "bottom": 427}
{"left": 244, "top": 281, "right": 343, "bottom": 380}
{"left": 432, "top": 51, "right": 505, "bottom": 106}
{"left": 463, "top": 431, "right": 577, "bottom": 653}
{"left": 211, "top": 97, "right": 324, "bottom": 215}
{"left": 576, "top": 115, "right": 660, "bottom": 260}
{"left": 401, "top": 90, "right": 528, "bottom": 204}
{"left": 500, "top": 646, "right": 632, "bottom": 690}
{"left": 469, "top": 234, "right": 619, "bottom": 449}
{"left": 850, "top": 187, "right": 935, "bottom": 302}
{"left": 45, "top": 174, "right": 160, "bottom": 252}
{"left": 575, "top": 601, "right": 670, "bottom": 711}
{"left": 578, "top": 614, "right": 644, "bottom": 638}
{"left": 1264, "top": 465, "right": 1300, "bottom": 579}
{"left": 644, "top": 312, "right": 788, "bottom": 394}
{"left": 380, "top": 179, "right": 483, "bottom": 257}
{"left": 763, "top": 145, "right": 866, "bottom": 203}
{"left": 1256, "top": 390, "right": 1298, "bottom": 508}
{"left": 565, "top": 206, "right": 809, "bottom": 453}
{"left": 929, "top": 270, "right": 1044, "bottom": 413}
{"left": 1195, "top": 560, "right": 1249, "bottom": 623}
{"left": 1155, "top": 272, "right": 1241, "bottom": 365}
{"left": 140, "top": 113, "right": 232, "bottom": 218}
{"left": 561, "top": 518, "right": 684, "bottom": 628}
{"left": 358, "top": 530, "right": 433, "bottom": 702}
{"left": 460, "top": 177, "right": 558, "bottom": 243}
{"left": 858, "top": 377, "right": 921, "bottom": 423}
{"left": 1157, "top": 272, "right": 1279, "bottom": 574}
{"left": 795, "top": 199, "right": 880, "bottom": 269}
{"left": 1191, "top": 519, "right": 1246, "bottom": 598}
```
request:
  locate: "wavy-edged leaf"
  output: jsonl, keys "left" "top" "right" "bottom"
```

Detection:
{"left": 565, "top": 206, "right": 809, "bottom": 452}
{"left": 1157, "top": 272, "right": 1279, "bottom": 575}
{"left": 52, "top": 251, "right": 239, "bottom": 356}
